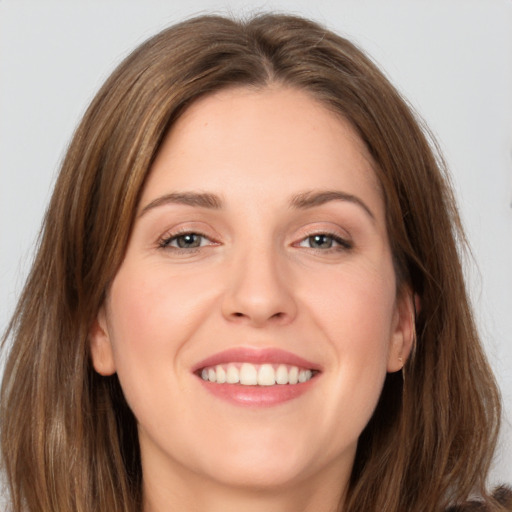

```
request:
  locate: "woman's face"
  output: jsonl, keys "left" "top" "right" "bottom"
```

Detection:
{"left": 91, "top": 86, "right": 412, "bottom": 498}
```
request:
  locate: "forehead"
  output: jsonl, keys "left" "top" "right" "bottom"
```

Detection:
{"left": 142, "top": 86, "right": 382, "bottom": 212}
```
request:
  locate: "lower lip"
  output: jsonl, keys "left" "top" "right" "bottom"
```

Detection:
{"left": 196, "top": 376, "right": 319, "bottom": 407}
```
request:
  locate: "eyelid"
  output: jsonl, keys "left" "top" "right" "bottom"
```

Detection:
{"left": 295, "top": 232, "right": 353, "bottom": 250}
{"left": 299, "top": 231, "right": 352, "bottom": 248}
{"left": 160, "top": 232, "right": 212, "bottom": 249}
{"left": 157, "top": 224, "right": 220, "bottom": 250}
{"left": 292, "top": 222, "right": 353, "bottom": 248}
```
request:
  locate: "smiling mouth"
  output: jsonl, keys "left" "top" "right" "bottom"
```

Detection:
{"left": 198, "top": 363, "right": 319, "bottom": 386}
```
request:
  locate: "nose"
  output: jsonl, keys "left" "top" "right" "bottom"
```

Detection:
{"left": 221, "top": 247, "right": 298, "bottom": 327}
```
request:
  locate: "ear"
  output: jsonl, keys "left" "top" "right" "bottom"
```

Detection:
{"left": 89, "top": 306, "right": 116, "bottom": 376}
{"left": 387, "top": 289, "right": 416, "bottom": 373}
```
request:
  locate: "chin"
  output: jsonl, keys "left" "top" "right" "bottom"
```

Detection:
{"left": 194, "top": 434, "right": 346, "bottom": 492}
{"left": 202, "top": 456, "right": 312, "bottom": 491}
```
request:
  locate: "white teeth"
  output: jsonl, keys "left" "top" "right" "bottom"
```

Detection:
{"left": 288, "top": 366, "right": 299, "bottom": 385}
{"left": 298, "top": 369, "right": 312, "bottom": 383}
{"left": 215, "top": 365, "right": 226, "bottom": 384}
{"left": 257, "top": 364, "right": 275, "bottom": 386}
{"left": 275, "top": 364, "right": 288, "bottom": 385}
{"left": 239, "top": 363, "right": 258, "bottom": 385}
{"left": 199, "top": 362, "right": 315, "bottom": 386}
{"left": 226, "top": 365, "right": 239, "bottom": 384}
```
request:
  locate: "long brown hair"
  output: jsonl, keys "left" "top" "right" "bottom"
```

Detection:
{"left": 1, "top": 13, "right": 508, "bottom": 512}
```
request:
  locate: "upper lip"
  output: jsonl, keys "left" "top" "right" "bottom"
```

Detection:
{"left": 192, "top": 347, "right": 322, "bottom": 373}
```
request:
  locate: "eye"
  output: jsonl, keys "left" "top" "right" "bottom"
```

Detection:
{"left": 298, "top": 233, "right": 352, "bottom": 250}
{"left": 159, "top": 232, "right": 213, "bottom": 250}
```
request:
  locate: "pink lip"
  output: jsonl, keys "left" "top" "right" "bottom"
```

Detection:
{"left": 192, "top": 347, "right": 322, "bottom": 408}
{"left": 192, "top": 347, "right": 322, "bottom": 373}
{"left": 197, "top": 379, "right": 318, "bottom": 407}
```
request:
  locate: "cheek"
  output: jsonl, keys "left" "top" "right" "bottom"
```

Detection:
{"left": 104, "top": 263, "right": 210, "bottom": 397}
{"left": 108, "top": 261, "right": 209, "bottom": 344}
{"left": 302, "top": 260, "right": 396, "bottom": 421}
{"left": 108, "top": 273, "right": 168, "bottom": 354}
{"left": 306, "top": 258, "right": 397, "bottom": 351}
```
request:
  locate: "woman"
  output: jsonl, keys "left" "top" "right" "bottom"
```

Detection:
{"left": 1, "top": 13, "right": 510, "bottom": 512}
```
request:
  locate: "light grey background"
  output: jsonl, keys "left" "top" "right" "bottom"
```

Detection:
{"left": 1, "top": 0, "right": 511, "bottom": 486}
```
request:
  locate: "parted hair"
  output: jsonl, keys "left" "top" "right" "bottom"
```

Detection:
{"left": 1, "top": 13, "right": 510, "bottom": 512}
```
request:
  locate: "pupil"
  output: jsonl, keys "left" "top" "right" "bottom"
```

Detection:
{"left": 177, "top": 234, "right": 200, "bottom": 248}
{"left": 311, "top": 234, "right": 332, "bottom": 248}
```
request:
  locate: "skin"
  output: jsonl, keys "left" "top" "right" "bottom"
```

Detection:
{"left": 90, "top": 86, "right": 414, "bottom": 512}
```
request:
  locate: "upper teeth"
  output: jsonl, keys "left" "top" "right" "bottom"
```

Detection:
{"left": 200, "top": 363, "right": 314, "bottom": 386}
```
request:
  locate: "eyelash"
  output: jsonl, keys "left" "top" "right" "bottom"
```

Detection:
{"left": 158, "top": 230, "right": 352, "bottom": 253}
{"left": 296, "top": 232, "right": 353, "bottom": 252}
{"left": 158, "top": 231, "right": 215, "bottom": 252}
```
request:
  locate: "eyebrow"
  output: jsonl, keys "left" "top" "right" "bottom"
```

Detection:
{"left": 139, "top": 192, "right": 223, "bottom": 217}
{"left": 138, "top": 189, "right": 375, "bottom": 221}
{"left": 290, "top": 190, "right": 375, "bottom": 221}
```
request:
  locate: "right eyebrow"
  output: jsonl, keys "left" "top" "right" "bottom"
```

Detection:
{"left": 138, "top": 192, "right": 223, "bottom": 218}
{"left": 290, "top": 190, "right": 375, "bottom": 223}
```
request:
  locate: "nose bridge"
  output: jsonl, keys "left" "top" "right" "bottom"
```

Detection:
{"left": 222, "top": 236, "right": 297, "bottom": 326}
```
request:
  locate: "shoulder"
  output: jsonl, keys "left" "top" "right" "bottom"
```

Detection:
{"left": 445, "top": 486, "right": 512, "bottom": 511}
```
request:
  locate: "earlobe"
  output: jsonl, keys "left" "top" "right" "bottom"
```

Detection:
{"left": 89, "top": 307, "right": 116, "bottom": 376}
{"left": 387, "top": 291, "right": 416, "bottom": 373}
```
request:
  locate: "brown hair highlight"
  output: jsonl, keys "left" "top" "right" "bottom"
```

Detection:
{"left": 1, "top": 13, "right": 507, "bottom": 512}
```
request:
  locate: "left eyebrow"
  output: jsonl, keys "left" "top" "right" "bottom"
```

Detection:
{"left": 138, "top": 192, "right": 223, "bottom": 218}
{"left": 290, "top": 190, "right": 375, "bottom": 222}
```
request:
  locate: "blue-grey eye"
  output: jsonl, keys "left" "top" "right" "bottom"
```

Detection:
{"left": 173, "top": 233, "right": 204, "bottom": 248}
{"left": 307, "top": 234, "right": 335, "bottom": 249}
{"left": 297, "top": 233, "right": 351, "bottom": 250}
